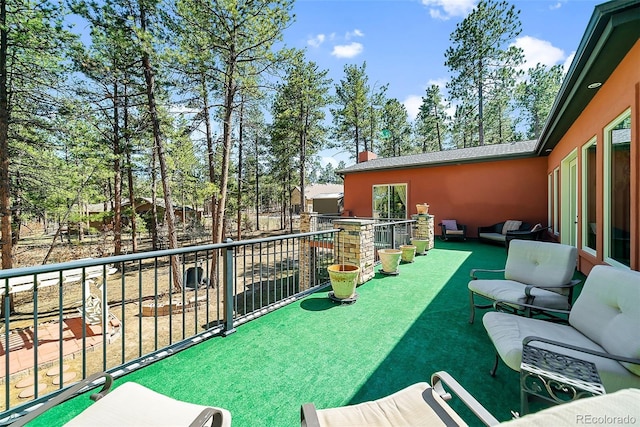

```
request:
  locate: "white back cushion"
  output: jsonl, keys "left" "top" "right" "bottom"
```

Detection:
{"left": 570, "top": 265, "right": 640, "bottom": 375}
{"left": 505, "top": 240, "right": 577, "bottom": 287}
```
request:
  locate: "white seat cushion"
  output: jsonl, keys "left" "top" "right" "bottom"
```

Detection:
{"left": 446, "top": 230, "right": 464, "bottom": 235}
{"left": 504, "top": 241, "right": 577, "bottom": 288}
{"left": 479, "top": 233, "right": 505, "bottom": 242}
{"left": 64, "top": 382, "right": 231, "bottom": 427}
{"left": 483, "top": 312, "right": 640, "bottom": 392}
{"left": 569, "top": 265, "right": 640, "bottom": 376}
{"left": 316, "top": 382, "right": 467, "bottom": 427}
{"left": 469, "top": 279, "right": 570, "bottom": 309}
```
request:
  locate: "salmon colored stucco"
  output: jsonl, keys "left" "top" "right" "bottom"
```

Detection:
{"left": 547, "top": 40, "right": 640, "bottom": 272}
{"left": 343, "top": 156, "right": 548, "bottom": 238}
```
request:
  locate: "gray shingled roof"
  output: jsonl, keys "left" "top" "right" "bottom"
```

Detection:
{"left": 337, "top": 140, "right": 538, "bottom": 174}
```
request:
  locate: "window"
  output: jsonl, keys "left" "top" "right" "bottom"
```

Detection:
{"left": 553, "top": 168, "right": 560, "bottom": 235}
{"left": 604, "top": 110, "right": 631, "bottom": 267}
{"left": 372, "top": 184, "right": 407, "bottom": 219}
{"left": 547, "top": 173, "right": 552, "bottom": 230}
{"left": 582, "top": 138, "right": 597, "bottom": 253}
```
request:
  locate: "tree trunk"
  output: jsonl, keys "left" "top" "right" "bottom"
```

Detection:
{"left": 236, "top": 100, "right": 243, "bottom": 240}
{"left": 124, "top": 84, "right": 137, "bottom": 252}
{"left": 139, "top": 2, "right": 181, "bottom": 290}
{"left": 0, "top": 0, "right": 14, "bottom": 315}
{"left": 213, "top": 57, "right": 236, "bottom": 246}
{"left": 112, "top": 79, "right": 122, "bottom": 256}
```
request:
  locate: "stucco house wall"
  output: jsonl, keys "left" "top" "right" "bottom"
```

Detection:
{"left": 343, "top": 156, "right": 548, "bottom": 238}
{"left": 548, "top": 40, "right": 640, "bottom": 272}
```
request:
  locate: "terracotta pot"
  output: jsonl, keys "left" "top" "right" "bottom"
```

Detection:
{"left": 399, "top": 245, "right": 417, "bottom": 263}
{"left": 411, "top": 238, "right": 429, "bottom": 255}
{"left": 416, "top": 204, "right": 429, "bottom": 215}
{"left": 327, "top": 264, "right": 360, "bottom": 299}
{"left": 378, "top": 249, "right": 402, "bottom": 274}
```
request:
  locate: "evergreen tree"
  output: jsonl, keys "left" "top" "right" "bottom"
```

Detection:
{"left": 378, "top": 98, "right": 412, "bottom": 157}
{"left": 271, "top": 51, "right": 331, "bottom": 222}
{"left": 331, "top": 62, "right": 370, "bottom": 162}
{"left": 444, "top": 0, "right": 523, "bottom": 146}
{"left": 516, "top": 64, "right": 563, "bottom": 139}
{"left": 414, "top": 85, "right": 449, "bottom": 152}
{"left": 0, "top": 0, "right": 77, "bottom": 315}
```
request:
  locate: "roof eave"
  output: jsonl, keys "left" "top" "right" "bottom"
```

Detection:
{"left": 536, "top": 0, "right": 640, "bottom": 155}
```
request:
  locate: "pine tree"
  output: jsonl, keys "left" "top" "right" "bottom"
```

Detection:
{"left": 445, "top": 0, "right": 523, "bottom": 146}
{"left": 516, "top": 64, "right": 563, "bottom": 139}
{"left": 414, "top": 85, "right": 449, "bottom": 152}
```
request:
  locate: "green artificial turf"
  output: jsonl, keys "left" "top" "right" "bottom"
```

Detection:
{"left": 31, "top": 241, "right": 537, "bottom": 426}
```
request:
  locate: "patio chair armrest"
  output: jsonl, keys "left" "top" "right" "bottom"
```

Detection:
{"left": 430, "top": 371, "right": 500, "bottom": 426}
{"left": 470, "top": 269, "right": 505, "bottom": 280}
{"left": 493, "top": 300, "right": 571, "bottom": 315}
{"left": 523, "top": 336, "right": 640, "bottom": 365}
{"left": 9, "top": 372, "right": 114, "bottom": 427}
{"left": 524, "top": 278, "right": 582, "bottom": 297}
{"left": 189, "top": 407, "right": 227, "bottom": 427}
{"left": 300, "top": 403, "right": 321, "bottom": 427}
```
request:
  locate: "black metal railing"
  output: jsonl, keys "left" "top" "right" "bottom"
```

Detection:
{"left": 0, "top": 229, "right": 337, "bottom": 418}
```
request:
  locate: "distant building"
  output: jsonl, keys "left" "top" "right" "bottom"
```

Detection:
{"left": 292, "top": 184, "right": 344, "bottom": 214}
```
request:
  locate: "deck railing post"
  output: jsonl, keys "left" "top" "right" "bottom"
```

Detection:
{"left": 332, "top": 219, "right": 376, "bottom": 285}
{"left": 222, "top": 239, "right": 236, "bottom": 336}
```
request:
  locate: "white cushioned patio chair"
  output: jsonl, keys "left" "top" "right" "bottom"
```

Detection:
{"left": 483, "top": 265, "right": 640, "bottom": 393}
{"left": 9, "top": 372, "right": 231, "bottom": 427}
{"left": 468, "top": 240, "right": 579, "bottom": 324}
{"left": 300, "top": 370, "right": 640, "bottom": 427}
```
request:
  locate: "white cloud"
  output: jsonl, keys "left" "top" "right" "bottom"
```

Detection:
{"left": 403, "top": 95, "right": 423, "bottom": 121}
{"left": 549, "top": 2, "right": 562, "bottom": 10}
{"left": 422, "top": 0, "right": 476, "bottom": 20}
{"left": 346, "top": 29, "right": 364, "bottom": 39}
{"left": 307, "top": 34, "right": 325, "bottom": 48}
{"left": 514, "top": 36, "right": 565, "bottom": 70}
{"left": 331, "top": 42, "right": 364, "bottom": 59}
{"left": 321, "top": 156, "right": 338, "bottom": 168}
{"left": 563, "top": 51, "right": 576, "bottom": 74}
{"left": 427, "top": 78, "right": 448, "bottom": 91}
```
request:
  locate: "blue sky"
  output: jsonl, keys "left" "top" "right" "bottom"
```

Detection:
{"left": 282, "top": 0, "right": 601, "bottom": 166}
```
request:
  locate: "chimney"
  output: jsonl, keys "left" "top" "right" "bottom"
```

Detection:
{"left": 358, "top": 151, "right": 377, "bottom": 163}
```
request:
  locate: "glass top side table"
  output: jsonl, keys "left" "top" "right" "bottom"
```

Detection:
{"left": 520, "top": 343, "right": 606, "bottom": 415}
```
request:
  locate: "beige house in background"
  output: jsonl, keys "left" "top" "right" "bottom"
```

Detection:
{"left": 291, "top": 184, "right": 344, "bottom": 214}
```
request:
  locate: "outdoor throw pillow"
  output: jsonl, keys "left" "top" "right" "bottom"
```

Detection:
{"left": 501, "top": 220, "right": 522, "bottom": 234}
{"left": 441, "top": 219, "right": 458, "bottom": 230}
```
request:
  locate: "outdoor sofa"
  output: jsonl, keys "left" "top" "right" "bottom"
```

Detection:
{"left": 478, "top": 221, "right": 546, "bottom": 246}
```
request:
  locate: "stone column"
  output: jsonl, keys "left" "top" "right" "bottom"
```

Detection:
{"left": 333, "top": 219, "right": 376, "bottom": 285}
{"left": 298, "top": 212, "right": 317, "bottom": 291}
{"left": 413, "top": 214, "right": 435, "bottom": 250}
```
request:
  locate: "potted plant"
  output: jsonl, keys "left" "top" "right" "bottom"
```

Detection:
{"left": 399, "top": 244, "right": 417, "bottom": 263}
{"left": 378, "top": 248, "right": 402, "bottom": 275}
{"left": 411, "top": 237, "right": 429, "bottom": 255}
{"left": 416, "top": 203, "right": 429, "bottom": 215}
{"left": 327, "top": 263, "right": 360, "bottom": 301}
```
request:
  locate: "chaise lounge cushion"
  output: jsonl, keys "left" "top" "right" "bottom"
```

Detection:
{"left": 65, "top": 382, "right": 232, "bottom": 427}
{"left": 313, "top": 382, "right": 466, "bottom": 427}
{"left": 502, "top": 389, "right": 640, "bottom": 427}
